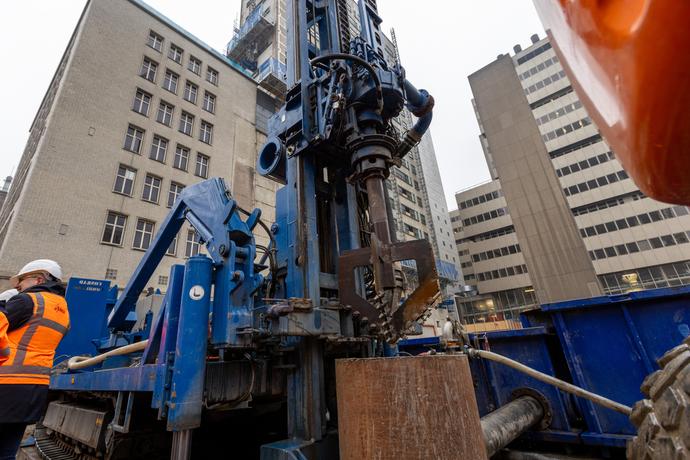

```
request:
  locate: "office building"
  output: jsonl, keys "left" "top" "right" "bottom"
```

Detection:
{"left": 454, "top": 34, "right": 690, "bottom": 324}
{"left": 0, "top": 0, "right": 277, "bottom": 289}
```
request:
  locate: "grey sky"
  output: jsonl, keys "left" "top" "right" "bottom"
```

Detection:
{"left": 1, "top": 0, "right": 543, "bottom": 210}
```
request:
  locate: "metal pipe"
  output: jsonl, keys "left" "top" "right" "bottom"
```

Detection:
{"left": 398, "top": 80, "right": 434, "bottom": 158}
{"left": 481, "top": 396, "right": 544, "bottom": 458}
{"left": 365, "top": 175, "right": 392, "bottom": 245}
{"left": 468, "top": 348, "right": 632, "bottom": 416}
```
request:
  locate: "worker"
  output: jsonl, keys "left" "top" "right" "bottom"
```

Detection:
{"left": 0, "top": 260, "right": 69, "bottom": 460}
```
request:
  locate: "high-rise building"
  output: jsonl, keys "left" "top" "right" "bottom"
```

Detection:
{"left": 0, "top": 0, "right": 277, "bottom": 289}
{"left": 226, "top": 0, "right": 461, "bottom": 326}
{"left": 454, "top": 34, "right": 690, "bottom": 324}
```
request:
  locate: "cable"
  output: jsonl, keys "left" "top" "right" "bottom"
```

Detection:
{"left": 467, "top": 348, "right": 632, "bottom": 416}
{"left": 67, "top": 340, "right": 148, "bottom": 370}
{"left": 310, "top": 53, "right": 383, "bottom": 112}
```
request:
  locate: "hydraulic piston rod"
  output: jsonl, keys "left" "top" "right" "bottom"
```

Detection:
{"left": 481, "top": 396, "right": 544, "bottom": 458}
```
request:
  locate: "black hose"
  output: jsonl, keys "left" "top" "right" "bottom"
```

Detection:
{"left": 310, "top": 53, "right": 383, "bottom": 111}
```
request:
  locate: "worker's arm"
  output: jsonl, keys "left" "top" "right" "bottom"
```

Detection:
{"left": 1, "top": 294, "right": 34, "bottom": 331}
{"left": 0, "top": 312, "right": 9, "bottom": 363}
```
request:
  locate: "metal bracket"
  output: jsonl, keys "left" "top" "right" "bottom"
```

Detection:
{"left": 111, "top": 391, "right": 134, "bottom": 433}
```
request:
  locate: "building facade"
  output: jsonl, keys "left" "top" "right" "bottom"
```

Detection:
{"left": 0, "top": 0, "right": 277, "bottom": 290}
{"left": 454, "top": 34, "right": 690, "bottom": 324}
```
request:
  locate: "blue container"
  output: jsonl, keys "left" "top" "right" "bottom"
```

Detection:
{"left": 536, "top": 286, "right": 690, "bottom": 443}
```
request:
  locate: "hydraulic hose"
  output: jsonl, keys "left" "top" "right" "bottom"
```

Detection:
{"left": 467, "top": 348, "right": 632, "bottom": 416}
{"left": 67, "top": 340, "right": 148, "bottom": 370}
{"left": 397, "top": 79, "right": 435, "bottom": 158}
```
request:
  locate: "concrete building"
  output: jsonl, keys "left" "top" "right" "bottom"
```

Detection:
{"left": 453, "top": 34, "right": 690, "bottom": 324}
{"left": 226, "top": 0, "right": 461, "bottom": 329}
{"left": 0, "top": 0, "right": 277, "bottom": 289}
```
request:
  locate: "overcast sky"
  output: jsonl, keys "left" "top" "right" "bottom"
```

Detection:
{"left": 0, "top": 0, "right": 543, "bottom": 210}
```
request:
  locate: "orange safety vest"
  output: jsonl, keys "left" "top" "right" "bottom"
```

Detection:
{"left": 0, "top": 292, "right": 70, "bottom": 385}
{"left": 0, "top": 312, "right": 9, "bottom": 364}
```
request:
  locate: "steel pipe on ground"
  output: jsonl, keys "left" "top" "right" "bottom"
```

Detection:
{"left": 481, "top": 396, "right": 544, "bottom": 458}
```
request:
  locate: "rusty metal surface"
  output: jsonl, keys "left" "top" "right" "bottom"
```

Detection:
{"left": 338, "top": 238, "right": 440, "bottom": 342}
{"left": 336, "top": 355, "right": 488, "bottom": 460}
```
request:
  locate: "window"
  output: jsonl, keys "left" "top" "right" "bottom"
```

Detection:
{"left": 661, "top": 235, "right": 676, "bottom": 246}
{"left": 174, "top": 145, "right": 189, "bottom": 171}
{"left": 158, "top": 275, "right": 169, "bottom": 286}
{"left": 615, "top": 244, "right": 629, "bottom": 255}
{"left": 113, "top": 165, "right": 136, "bottom": 196}
{"left": 124, "top": 125, "right": 144, "bottom": 153}
{"left": 157, "top": 101, "right": 174, "bottom": 126}
{"left": 206, "top": 67, "right": 218, "bottom": 85}
{"left": 604, "top": 247, "right": 617, "bottom": 258}
{"left": 105, "top": 269, "right": 118, "bottom": 280}
{"left": 188, "top": 56, "right": 201, "bottom": 75}
{"left": 133, "top": 89, "right": 151, "bottom": 116}
{"left": 184, "top": 81, "right": 198, "bottom": 104}
{"left": 626, "top": 242, "right": 640, "bottom": 253}
{"left": 142, "top": 174, "right": 161, "bottom": 203}
{"left": 195, "top": 153, "right": 209, "bottom": 178}
{"left": 185, "top": 230, "right": 200, "bottom": 257}
{"left": 102, "top": 212, "right": 127, "bottom": 246}
{"left": 147, "top": 31, "right": 163, "bottom": 52}
{"left": 149, "top": 135, "right": 168, "bottom": 163}
{"left": 674, "top": 232, "right": 689, "bottom": 244}
{"left": 140, "top": 57, "right": 158, "bottom": 82}
{"left": 163, "top": 69, "right": 179, "bottom": 94}
{"left": 661, "top": 208, "right": 675, "bottom": 219}
{"left": 167, "top": 235, "right": 178, "bottom": 256}
{"left": 637, "top": 240, "right": 652, "bottom": 251}
{"left": 203, "top": 91, "right": 216, "bottom": 113}
{"left": 168, "top": 182, "right": 184, "bottom": 207}
{"left": 199, "top": 121, "right": 213, "bottom": 144}
{"left": 133, "top": 219, "right": 155, "bottom": 250}
{"left": 179, "top": 111, "right": 194, "bottom": 135}
{"left": 638, "top": 213, "right": 652, "bottom": 224}
{"left": 168, "top": 44, "right": 183, "bottom": 64}
{"left": 649, "top": 211, "right": 663, "bottom": 222}
{"left": 605, "top": 222, "right": 617, "bottom": 232}
{"left": 594, "top": 249, "right": 605, "bottom": 259}
{"left": 649, "top": 237, "right": 664, "bottom": 249}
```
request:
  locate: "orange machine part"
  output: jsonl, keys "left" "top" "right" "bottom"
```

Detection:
{"left": 532, "top": 0, "right": 690, "bottom": 205}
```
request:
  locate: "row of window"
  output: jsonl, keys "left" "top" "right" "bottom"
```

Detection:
{"left": 102, "top": 210, "right": 201, "bottom": 257}
{"left": 458, "top": 189, "right": 503, "bottom": 210}
{"left": 398, "top": 185, "right": 422, "bottom": 207}
{"left": 461, "top": 261, "right": 473, "bottom": 269}
{"left": 542, "top": 117, "right": 592, "bottom": 142}
{"left": 457, "top": 226, "right": 516, "bottom": 245}
{"left": 519, "top": 54, "right": 560, "bottom": 81}
{"left": 548, "top": 134, "right": 602, "bottom": 160}
{"left": 524, "top": 70, "right": 567, "bottom": 95}
{"left": 471, "top": 244, "right": 521, "bottom": 263}
{"left": 458, "top": 249, "right": 470, "bottom": 256}
{"left": 530, "top": 86, "right": 573, "bottom": 110}
{"left": 477, "top": 264, "right": 529, "bottom": 282}
{"left": 114, "top": 164, "right": 192, "bottom": 207}
{"left": 535, "top": 100, "right": 583, "bottom": 126}
{"left": 556, "top": 151, "right": 615, "bottom": 177}
{"left": 572, "top": 191, "right": 645, "bottom": 217}
{"left": 132, "top": 89, "right": 214, "bottom": 143}
{"left": 516, "top": 42, "right": 552, "bottom": 65}
{"left": 135, "top": 81, "right": 215, "bottom": 116}
{"left": 147, "top": 30, "right": 218, "bottom": 85}
{"left": 563, "top": 169, "right": 629, "bottom": 197}
{"left": 599, "top": 261, "right": 690, "bottom": 295}
{"left": 462, "top": 207, "right": 508, "bottom": 227}
{"left": 589, "top": 231, "right": 690, "bottom": 261}
{"left": 124, "top": 125, "right": 210, "bottom": 175}
{"left": 579, "top": 205, "right": 688, "bottom": 238}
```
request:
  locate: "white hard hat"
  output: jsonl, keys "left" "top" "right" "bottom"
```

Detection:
{"left": 0, "top": 289, "right": 18, "bottom": 302}
{"left": 10, "top": 259, "right": 62, "bottom": 287}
